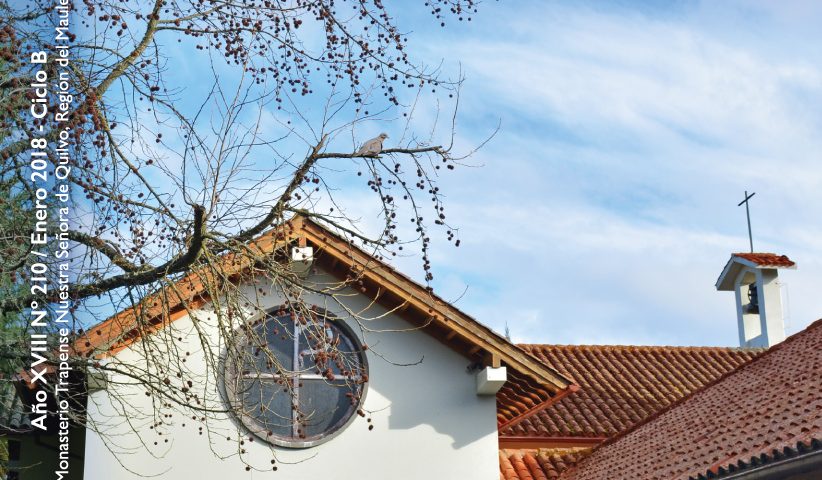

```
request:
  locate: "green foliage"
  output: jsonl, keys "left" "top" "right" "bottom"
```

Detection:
{"left": 0, "top": 7, "right": 30, "bottom": 428}
{"left": 0, "top": 437, "right": 8, "bottom": 477}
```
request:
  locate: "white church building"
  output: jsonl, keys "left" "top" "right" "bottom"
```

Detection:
{"left": 7, "top": 216, "right": 816, "bottom": 480}
{"left": 10, "top": 215, "right": 573, "bottom": 480}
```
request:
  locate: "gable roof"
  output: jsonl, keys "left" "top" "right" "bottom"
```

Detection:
{"left": 716, "top": 252, "right": 796, "bottom": 290}
{"left": 560, "top": 319, "right": 822, "bottom": 480}
{"left": 40, "top": 215, "right": 572, "bottom": 425}
{"left": 496, "top": 344, "right": 763, "bottom": 479}
{"left": 498, "top": 344, "right": 762, "bottom": 439}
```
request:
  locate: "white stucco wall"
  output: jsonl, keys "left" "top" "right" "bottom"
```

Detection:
{"left": 83, "top": 268, "right": 500, "bottom": 479}
{"left": 733, "top": 267, "right": 785, "bottom": 348}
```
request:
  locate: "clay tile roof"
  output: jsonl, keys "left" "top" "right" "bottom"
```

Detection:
{"left": 499, "top": 344, "right": 762, "bottom": 438}
{"left": 499, "top": 448, "right": 591, "bottom": 480}
{"left": 732, "top": 252, "right": 795, "bottom": 267}
{"left": 560, "top": 319, "right": 822, "bottom": 480}
{"left": 689, "top": 438, "right": 822, "bottom": 480}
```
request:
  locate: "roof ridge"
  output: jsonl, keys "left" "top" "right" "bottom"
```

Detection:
{"left": 518, "top": 343, "right": 766, "bottom": 352}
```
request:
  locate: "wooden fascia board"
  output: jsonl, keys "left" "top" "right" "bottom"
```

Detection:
{"left": 60, "top": 215, "right": 570, "bottom": 393}
{"left": 75, "top": 228, "right": 290, "bottom": 358}
{"left": 296, "top": 218, "right": 571, "bottom": 392}
{"left": 77, "top": 269, "right": 220, "bottom": 357}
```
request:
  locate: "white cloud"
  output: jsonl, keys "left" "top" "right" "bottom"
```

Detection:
{"left": 394, "top": 1, "right": 822, "bottom": 346}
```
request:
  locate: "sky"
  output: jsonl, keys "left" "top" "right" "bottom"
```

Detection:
{"left": 369, "top": 0, "right": 822, "bottom": 346}
{"left": 79, "top": 1, "right": 822, "bottom": 348}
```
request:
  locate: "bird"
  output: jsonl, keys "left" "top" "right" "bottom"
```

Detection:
{"left": 356, "top": 133, "right": 388, "bottom": 155}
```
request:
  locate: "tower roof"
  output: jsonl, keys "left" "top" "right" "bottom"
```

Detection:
{"left": 731, "top": 252, "right": 795, "bottom": 267}
{"left": 715, "top": 252, "right": 796, "bottom": 291}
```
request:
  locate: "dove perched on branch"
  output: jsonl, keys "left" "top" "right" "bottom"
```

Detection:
{"left": 356, "top": 133, "right": 388, "bottom": 155}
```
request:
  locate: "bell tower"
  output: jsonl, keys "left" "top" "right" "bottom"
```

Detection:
{"left": 715, "top": 253, "right": 795, "bottom": 348}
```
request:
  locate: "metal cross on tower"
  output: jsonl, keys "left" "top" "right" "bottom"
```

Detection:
{"left": 737, "top": 191, "right": 756, "bottom": 253}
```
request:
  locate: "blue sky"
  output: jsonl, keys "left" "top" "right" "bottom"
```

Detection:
{"left": 367, "top": 0, "right": 822, "bottom": 346}
{"left": 86, "top": 1, "right": 822, "bottom": 347}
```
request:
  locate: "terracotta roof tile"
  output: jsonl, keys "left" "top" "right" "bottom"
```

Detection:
{"left": 497, "top": 370, "right": 559, "bottom": 426}
{"left": 691, "top": 438, "right": 821, "bottom": 479}
{"left": 499, "top": 345, "right": 762, "bottom": 438}
{"left": 560, "top": 319, "right": 822, "bottom": 480}
{"left": 732, "top": 252, "right": 795, "bottom": 267}
{"left": 499, "top": 449, "right": 591, "bottom": 480}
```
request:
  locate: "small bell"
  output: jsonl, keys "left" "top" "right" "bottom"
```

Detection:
{"left": 746, "top": 283, "right": 760, "bottom": 314}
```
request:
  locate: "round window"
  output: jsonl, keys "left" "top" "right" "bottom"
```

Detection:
{"left": 223, "top": 306, "right": 368, "bottom": 448}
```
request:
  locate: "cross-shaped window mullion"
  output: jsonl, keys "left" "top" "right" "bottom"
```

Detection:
{"left": 243, "top": 315, "right": 363, "bottom": 439}
{"left": 229, "top": 310, "right": 367, "bottom": 447}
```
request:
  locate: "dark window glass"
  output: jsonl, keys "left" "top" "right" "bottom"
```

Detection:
{"left": 225, "top": 307, "right": 368, "bottom": 448}
{"left": 238, "top": 378, "right": 293, "bottom": 438}
{"left": 242, "top": 316, "right": 294, "bottom": 373}
{"left": 298, "top": 380, "right": 352, "bottom": 438}
{"left": 7, "top": 439, "right": 21, "bottom": 461}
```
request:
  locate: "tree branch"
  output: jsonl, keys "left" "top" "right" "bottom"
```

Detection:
{"left": 71, "top": 204, "right": 207, "bottom": 298}
{"left": 62, "top": 230, "right": 143, "bottom": 273}
{"left": 314, "top": 145, "right": 447, "bottom": 160}
{"left": 94, "top": 0, "right": 164, "bottom": 97}
{"left": 232, "top": 134, "right": 329, "bottom": 244}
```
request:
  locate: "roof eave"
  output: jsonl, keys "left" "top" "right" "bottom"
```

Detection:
{"left": 296, "top": 215, "right": 573, "bottom": 392}
{"left": 63, "top": 214, "right": 572, "bottom": 395}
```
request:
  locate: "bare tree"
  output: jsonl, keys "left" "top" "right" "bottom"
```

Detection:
{"left": 0, "top": 0, "right": 490, "bottom": 473}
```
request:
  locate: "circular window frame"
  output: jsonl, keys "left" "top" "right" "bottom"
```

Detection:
{"left": 221, "top": 305, "right": 369, "bottom": 449}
